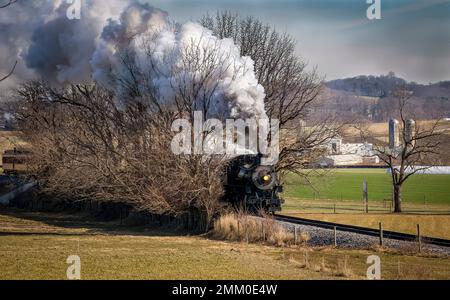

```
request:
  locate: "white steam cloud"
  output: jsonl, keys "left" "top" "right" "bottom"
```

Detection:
{"left": 25, "top": 0, "right": 128, "bottom": 85}
{"left": 91, "top": 3, "right": 266, "bottom": 119}
{"left": 0, "top": 0, "right": 127, "bottom": 88}
{"left": 1, "top": 0, "right": 267, "bottom": 121}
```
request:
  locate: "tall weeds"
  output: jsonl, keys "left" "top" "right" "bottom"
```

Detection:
{"left": 212, "top": 212, "right": 310, "bottom": 247}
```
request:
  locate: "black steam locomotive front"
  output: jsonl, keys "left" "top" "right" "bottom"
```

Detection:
{"left": 223, "top": 155, "right": 283, "bottom": 213}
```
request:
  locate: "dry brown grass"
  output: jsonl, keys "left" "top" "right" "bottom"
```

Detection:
{"left": 1, "top": 210, "right": 449, "bottom": 279}
{"left": 212, "top": 212, "right": 310, "bottom": 247}
{"left": 287, "top": 252, "right": 355, "bottom": 278}
{"left": 344, "top": 120, "right": 450, "bottom": 140}
{"left": 334, "top": 256, "right": 355, "bottom": 278}
{"left": 395, "top": 261, "right": 434, "bottom": 280}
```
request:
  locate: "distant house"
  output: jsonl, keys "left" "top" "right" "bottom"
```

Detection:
{"left": 320, "top": 136, "right": 380, "bottom": 167}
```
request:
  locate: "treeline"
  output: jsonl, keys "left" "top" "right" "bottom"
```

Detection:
{"left": 321, "top": 73, "right": 450, "bottom": 122}
{"left": 326, "top": 73, "right": 408, "bottom": 98}
{"left": 16, "top": 82, "right": 225, "bottom": 231}
{"left": 326, "top": 72, "right": 450, "bottom": 98}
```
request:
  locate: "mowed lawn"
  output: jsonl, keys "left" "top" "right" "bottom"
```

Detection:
{"left": 282, "top": 169, "right": 450, "bottom": 239}
{"left": 284, "top": 169, "right": 450, "bottom": 205}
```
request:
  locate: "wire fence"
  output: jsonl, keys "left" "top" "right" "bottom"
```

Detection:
{"left": 284, "top": 197, "right": 450, "bottom": 214}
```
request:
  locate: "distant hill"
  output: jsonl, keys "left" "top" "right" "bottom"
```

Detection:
{"left": 326, "top": 72, "right": 450, "bottom": 98}
{"left": 319, "top": 73, "right": 450, "bottom": 122}
{"left": 326, "top": 72, "right": 406, "bottom": 97}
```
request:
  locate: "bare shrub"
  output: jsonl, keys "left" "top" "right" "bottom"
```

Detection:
{"left": 201, "top": 12, "right": 343, "bottom": 176}
{"left": 15, "top": 81, "right": 227, "bottom": 231}
{"left": 266, "top": 222, "right": 292, "bottom": 247}
{"left": 212, "top": 212, "right": 310, "bottom": 247}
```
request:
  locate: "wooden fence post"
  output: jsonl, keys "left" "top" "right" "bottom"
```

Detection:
{"left": 379, "top": 222, "right": 384, "bottom": 247}
{"left": 334, "top": 226, "right": 337, "bottom": 247}
{"left": 417, "top": 224, "right": 422, "bottom": 253}
{"left": 294, "top": 227, "right": 298, "bottom": 245}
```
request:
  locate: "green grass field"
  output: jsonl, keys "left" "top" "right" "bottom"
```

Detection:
{"left": 284, "top": 169, "right": 450, "bottom": 205}
{"left": 282, "top": 168, "right": 450, "bottom": 239}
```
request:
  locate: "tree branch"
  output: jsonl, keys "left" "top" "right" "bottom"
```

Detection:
{"left": 0, "top": 61, "right": 17, "bottom": 82}
{"left": 0, "top": 0, "right": 17, "bottom": 9}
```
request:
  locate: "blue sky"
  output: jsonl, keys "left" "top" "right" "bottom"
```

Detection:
{"left": 142, "top": 0, "right": 450, "bottom": 83}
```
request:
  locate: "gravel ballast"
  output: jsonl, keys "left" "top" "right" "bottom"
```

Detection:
{"left": 276, "top": 219, "right": 450, "bottom": 256}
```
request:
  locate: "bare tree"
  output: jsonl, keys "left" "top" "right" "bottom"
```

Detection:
{"left": 368, "top": 89, "right": 443, "bottom": 212}
{"left": 201, "top": 12, "right": 342, "bottom": 176}
{"left": 0, "top": 1, "right": 18, "bottom": 82}
{"left": 16, "top": 81, "right": 228, "bottom": 230}
{"left": 0, "top": 61, "right": 17, "bottom": 83}
{"left": 0, "top": 0, "right": 17, "bottom": 9}
{"left": 201, "top": 12, "right": 323, "bottom": 126}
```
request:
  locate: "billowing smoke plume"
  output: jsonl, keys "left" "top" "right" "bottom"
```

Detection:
{"left": 0, "top": 0, "right": 61, "bottom": 89}
{"left": 0, "top": 0, "right": 127, "bottom": 87}
{"left": 1, "top": 0, "right": 267, "bottom": 120}
{"left": 25, "top": 0, "right": 128, "bottom": 84}
{"left": 91, "top": 3, "right": 266, "bottom": 119}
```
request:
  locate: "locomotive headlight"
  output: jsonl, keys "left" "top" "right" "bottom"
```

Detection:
{"left": 252, "top": 166, "right": 276, "bottom": 190}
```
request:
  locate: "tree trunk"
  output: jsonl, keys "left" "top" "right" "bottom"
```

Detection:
{"left": 393, "top": 184, "right": 402, "bottom": 213}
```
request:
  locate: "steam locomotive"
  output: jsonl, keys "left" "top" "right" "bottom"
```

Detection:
{"left": 223, "top": 155, "right": 283, "bottom": 213}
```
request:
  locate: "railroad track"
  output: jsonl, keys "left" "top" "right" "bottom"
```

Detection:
{"left": 275, "top": 214, "right": 450, "bottom": 248}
